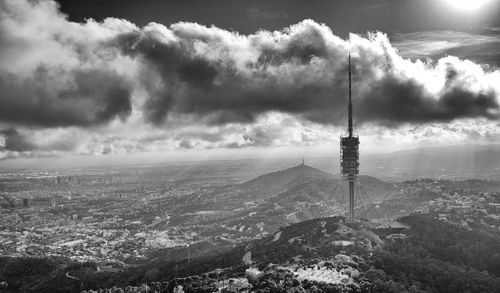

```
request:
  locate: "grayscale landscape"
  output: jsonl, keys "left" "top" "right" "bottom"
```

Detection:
{"left": 1, "top": 0, "right": 500, "bottom": 292}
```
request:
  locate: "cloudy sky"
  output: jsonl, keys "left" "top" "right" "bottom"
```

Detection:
{"left": 0, "top": 0, "right": 500, "bottom": 165}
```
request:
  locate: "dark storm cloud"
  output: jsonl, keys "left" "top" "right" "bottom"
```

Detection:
{"left": 358, "top": 75, "right": 498, "bottom": 126}
{"left": 0, "top": 128, "right": 77, "bottom": 152}
{"left": 105, "top": 21, "right": 499, "bottom": 126}
{"left": 1, "top": 0, "right": 500, "bottom": 132}
{"left": 0, "top": 128, "right": 37, "bottom": 152}
{"left": 0, "top": 67, "right": 132, "bottom": 127}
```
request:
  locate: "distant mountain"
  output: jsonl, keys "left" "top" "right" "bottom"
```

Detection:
{"left": 240, "top": 164, "right": 396, "bottom": 202}
{"left": 241, "top": 163, "right": 331, "bottom": 191}
{"left": 362, "top": 144, "right": 500, "bottom": 179}
{"left": 223, "top": 164, "right": 398, "bottom": 233}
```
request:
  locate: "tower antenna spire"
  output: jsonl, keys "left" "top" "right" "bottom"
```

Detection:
{"left": 348, "top": 52, "right": 353, "bottom": 138}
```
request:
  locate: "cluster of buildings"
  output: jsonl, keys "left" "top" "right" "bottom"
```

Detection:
{"left": 371, "top": 178, "right": 500, "bottom": 231}
{"left": 0, "top": 168, "right": 275, "bottom": 265}
{"left": 0, "top": 205, "right": 211, "bottom": 263}
{"left": 392, "top": 179, "right": 500, "bottom": 230}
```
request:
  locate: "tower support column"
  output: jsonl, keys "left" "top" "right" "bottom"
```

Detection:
{"left": 349, "top": 180, "right": 355, "bottom": 221}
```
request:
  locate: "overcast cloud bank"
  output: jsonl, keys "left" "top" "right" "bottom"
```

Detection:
{"left": 0, "top": 0, "right": 499, "bottom": 159}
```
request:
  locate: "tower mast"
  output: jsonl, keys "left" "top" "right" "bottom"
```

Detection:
{"left": 348, "top": 53, "right": 353, "bottom": 138}
{"left": 340, "top": 52, "right": 359, "bottom": 222}
{"left": 348, "top": 53, "right": 355, "bottom": 221}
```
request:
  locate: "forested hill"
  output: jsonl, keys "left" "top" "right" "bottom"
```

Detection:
{"left": 4, "top": 214, "right": 500, "bottom": 292}
{"left": 240, "top": 163, "right": 396, "bottom": 201}
{"left": 240, "top": 164, "right": 332, "bottom": 191}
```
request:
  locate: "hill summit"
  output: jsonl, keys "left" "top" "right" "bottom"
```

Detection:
{"left": 240, "top": 163, "right": 395, "bottom": 203}
{"left": 241, "top": 163, "right": 332, "bottom": 190}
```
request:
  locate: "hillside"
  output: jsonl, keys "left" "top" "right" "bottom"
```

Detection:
{"left": 217, "top": 164, "right": 398, "bottom": 233}
{"left": 240, "top": 164, "right": 331, "bottom": 192}
{"left": 52, "top": 214, "right": 499, "bottom": 292}
{"left": 240, "top": 163, "right": 395, "bottom": 201}
{"left": 147, "top": 214, "right": 500, "bottom": 292}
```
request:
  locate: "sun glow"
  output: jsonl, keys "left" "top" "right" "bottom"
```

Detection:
{"left": 443, "top": 0, "right": 493, "bottom": 12}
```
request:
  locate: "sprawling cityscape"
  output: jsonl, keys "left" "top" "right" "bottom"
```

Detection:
{"left": 1, "top": 158, "right": 500, "bottom": 291}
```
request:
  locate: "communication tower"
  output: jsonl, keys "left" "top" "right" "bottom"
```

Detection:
{"left": 340, "top": 54, "right": 360, "bottom": 221}
{"left": 332, "top": 54, "right": 372, "bottom": 221}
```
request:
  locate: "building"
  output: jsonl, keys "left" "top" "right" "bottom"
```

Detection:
{"left": 375, "top": 221, "right": 409, "bottom": 234}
